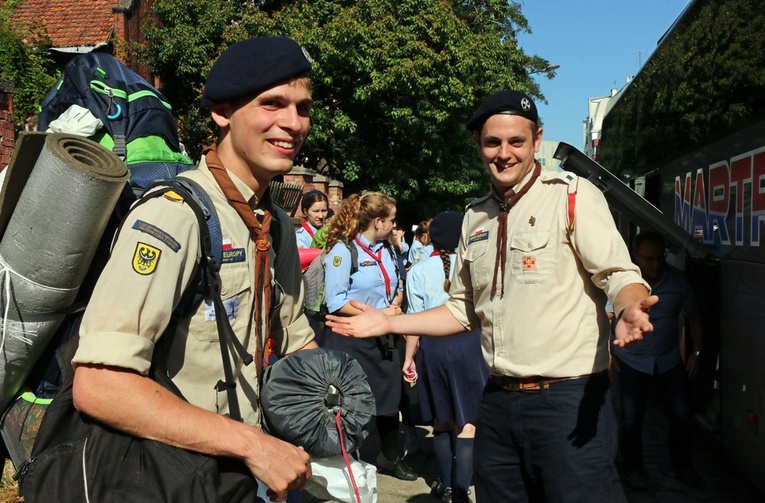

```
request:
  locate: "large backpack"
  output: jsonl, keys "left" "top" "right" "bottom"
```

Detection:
{"left": 36, "top": 52, "right": 194, "bottom": 190}
{"left": 303, "top": 240, "right": 397, "bottom": 320}
{"left": 0, "top": 177, "right": 223, "bottom": 468}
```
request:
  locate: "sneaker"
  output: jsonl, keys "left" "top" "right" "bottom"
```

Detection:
{"left": 430, "top": 478, "right": 451, "bottom": 501}
{"left": 376, "top": 452, "right": 418, "bottom": 481}
{"left": 678, "top": 467, "right": 705, "bottom": 488}
{"left": 622, "top": 470, "right": 648, "bottom": 491}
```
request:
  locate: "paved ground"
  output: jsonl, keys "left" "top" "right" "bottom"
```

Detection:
{"left": 307, "top": 387, "right": 764, "bottom": 503}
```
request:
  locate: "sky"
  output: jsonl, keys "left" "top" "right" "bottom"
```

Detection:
{"left": 516, "top": 0, "right": 692, "bottom": 150}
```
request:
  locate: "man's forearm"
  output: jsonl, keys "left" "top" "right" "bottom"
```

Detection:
{"left": 390, "top": 305, "right": 466, "bottom": 337}
{"left": 72, "top": 364, "right": 261, "bottom": 458}
{"left": 613, "top": 283, "right": 651, "bottom": 315}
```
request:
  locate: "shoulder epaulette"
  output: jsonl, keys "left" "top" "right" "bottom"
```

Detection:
{"left": 540, "top": 170, "right": 577, "bottom": 185}
{"left": 162, "top": 190, "right": 185, "bottom": 202}
{"left": 466, "top": 193, "right": 491, "bottom": 210}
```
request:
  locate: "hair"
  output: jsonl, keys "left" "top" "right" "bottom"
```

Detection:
{"left": 300, "top": 190, "right": 329, "bottom": 213}
{"left": 326, "top": 192, "right": 397, "bottom": 250}
{"left": 414, "top": 219, "right": 432, "bottom": 239}
{"left": 436, "top": 249, "right": 453, "bottom": 293}
{"left": 631, "top": 230, "right": 665, "bottom": 251}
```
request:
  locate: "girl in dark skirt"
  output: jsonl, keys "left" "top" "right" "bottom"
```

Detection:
{"left": 322, "top": 192, "right": 416, "bottom": 481}
{"left": 403, "top": 211, "right": 489, "bottom": 503}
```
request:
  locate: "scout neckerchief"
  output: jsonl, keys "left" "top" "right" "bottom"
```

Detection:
{"left": 203, "top": 145, "right": 273, "bottom": 371}
{"left": 353, "top": 236, "right": 393, "bottom": 301}
{"left": 491, "top": 161, "right": 541, "bottom": 299}
{"left": 301, "top": 220, "right": 316, "bottom": 238}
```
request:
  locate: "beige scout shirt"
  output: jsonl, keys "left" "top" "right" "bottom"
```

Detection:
{"left": 445, "top": 167, "right": 648, "bottom": 379}
{"left": 73, "top": 157, "right": 314, "bottom": 427}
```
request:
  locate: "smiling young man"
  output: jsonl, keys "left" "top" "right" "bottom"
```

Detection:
{"left": 71, "top": 37, "right": 317, "bottom": 502}
{"left": 326, "top": 90, "right": 658, "bottom": 502}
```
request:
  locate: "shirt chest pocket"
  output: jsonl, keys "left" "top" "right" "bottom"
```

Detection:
{"left": 465, "top": 242, "right": 492, "bottom": 291}
{"left": 189, "top": 263, "right": 250, "bottom": 342}
{"left": 509, "top": 231, "right": 553, "bottom": 284}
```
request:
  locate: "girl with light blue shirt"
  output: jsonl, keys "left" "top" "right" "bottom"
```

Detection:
{"left": 403, "top": 211, "right": 488, "bottom": 503}
{"left": 321, "top": 192, "right": 416, "bottom": 481}
{"left": 295, "top": 190, "right": 328, "bottom": 249}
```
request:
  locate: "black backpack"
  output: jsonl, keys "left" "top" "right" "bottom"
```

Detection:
{"left": 36, "top": 52, "right": 194, "bottom": 190}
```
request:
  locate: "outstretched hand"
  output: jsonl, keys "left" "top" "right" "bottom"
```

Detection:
{"left": 613, "top": 295, "right": 659, "bottom": 347}
{"left": 325, "top": 300, "right": 391, "bottom": 338}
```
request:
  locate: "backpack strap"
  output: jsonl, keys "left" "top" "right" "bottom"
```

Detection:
{"left": 123, "top": 178, "right": 251, "bottom": 421}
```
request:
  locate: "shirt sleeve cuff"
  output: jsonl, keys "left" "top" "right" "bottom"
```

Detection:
{"left": 270, "top": 315, "right": 315, "bottom": 356}
{"left": 72, "top": 331, "right": 155, "bottom": 375}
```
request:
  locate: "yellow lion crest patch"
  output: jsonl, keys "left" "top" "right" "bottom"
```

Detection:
{"left": 132, "top": 242, "right": 161, "bottom": 275}
{"left": 333, "top": 256, "right": 342, "bottom": 267}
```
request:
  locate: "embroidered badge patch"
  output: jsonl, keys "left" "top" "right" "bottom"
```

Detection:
{"left": 333, "top": 256, "right": 342, "bottom": 267}
{"left": 132, "top": 242, "right": 161, "bottom": 275}
{"left": 222, "top": 248, "right": 246, "bottom": 264}
{"left": 468, "top": 230, "right": 489, "bottom": 245}
{"left": 360, "top": 259, "right": 377, "bottom": 267}
{"left": 204, "top": 298, "right": 239, "bottom": 321}
{"left": 522, "top": 255, "right": 537, "bottom": 271}
{"left": 132, "top": 220, "right": 180, "bottom": 252}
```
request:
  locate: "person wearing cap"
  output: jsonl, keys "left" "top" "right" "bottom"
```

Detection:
{"left": 295, "top": 190, "right": 329, "bottom": 249}
{"left": 71, "top": 36, "right": 318, "bottom": 501}
{"left": 402, "top": 210, "right": 488, "bottom": 503}
{"left": 327, "top": 89, "right": 658, "bottom": 501}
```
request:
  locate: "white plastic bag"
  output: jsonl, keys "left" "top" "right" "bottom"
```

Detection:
{"left": 304, "top": 454, "right": 377, "bottom": 503}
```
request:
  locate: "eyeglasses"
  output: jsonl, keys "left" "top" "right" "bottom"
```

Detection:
{"left": 634, "top": 251, "right": 667, "bottom": 262}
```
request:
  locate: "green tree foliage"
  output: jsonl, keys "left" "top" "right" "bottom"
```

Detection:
{"left": 599, "top": 0, "right": 765, "bottom": 178}
{"left": 142, "top": 0, "right": 552, "bottom": 217}
{"left": 0, "top": 0, "right": 57, "bottom": 124}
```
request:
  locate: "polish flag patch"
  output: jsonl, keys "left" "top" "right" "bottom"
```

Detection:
{"left": 222, "top": 238, "right": 233, "bottom": 251}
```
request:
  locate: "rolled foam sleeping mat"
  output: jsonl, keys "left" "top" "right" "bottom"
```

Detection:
{"left": 260, "top": 348, "right": 376, "bottom": 458}
{"left": 0, "top": 132, "right": 128, "bottom": 411}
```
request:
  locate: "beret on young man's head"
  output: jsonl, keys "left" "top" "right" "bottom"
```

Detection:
{"left": 201, "top": 36, "right": 312, "bottom": 107}
{"left": 466, "top": 90, "right": 538, "bottom": 132}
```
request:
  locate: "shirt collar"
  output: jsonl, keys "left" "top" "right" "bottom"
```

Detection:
{"left": 198, "top": 156, "right": 264, "bottom": 211}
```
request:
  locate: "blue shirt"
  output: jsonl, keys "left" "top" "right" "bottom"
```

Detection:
{"left": 407, "top": 240, "right": 433, "bottom": 265}
{"left": 612, "top": 265, "right": 700, "bottom": 374}
{"left": 406, "top": 253, "right": 454, "bottom": 312}
{"left": 295, "top": 222, "right": 318, "bottom": 249}
{"left": 324, "top": 234, "right": 400, "bottom": 313}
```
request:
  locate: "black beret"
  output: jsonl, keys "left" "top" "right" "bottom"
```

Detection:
{"left": 201, "top": 37, "right": 312, "bottom": 107}
{"left": 466, "top": 90, "right": 538, "bottom": 132}
{"left": 429, "top": 211, "right": 463, "bottom": 251}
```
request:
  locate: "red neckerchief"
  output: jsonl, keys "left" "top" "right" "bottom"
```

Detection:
{"left": 354, "top": 236, "right": 392, "bottom": 299}
{"left": 301, "top": 221, "right": 315, "bottom": 238}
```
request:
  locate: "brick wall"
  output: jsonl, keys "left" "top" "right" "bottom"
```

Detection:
{"left": 284, "top": 166, "right": 343, "bottom": 223}
{"left": 0, "top": 79, "right": 16, "bottom": 173}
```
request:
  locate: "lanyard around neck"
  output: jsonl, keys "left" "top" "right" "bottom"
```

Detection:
{"left": 353, "top": 236, "right": 392, "bottom": 299}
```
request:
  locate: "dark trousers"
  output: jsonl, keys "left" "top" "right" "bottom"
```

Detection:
{"left": 616, "top": 359, "right": 693, "bottom": 476}
{"left": 473, "top": 373, "right": 620, "bottom": 503}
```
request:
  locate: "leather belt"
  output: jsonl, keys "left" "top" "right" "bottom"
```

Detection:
{"left": 490, "top": 374, "right": 586, "bottom": 392}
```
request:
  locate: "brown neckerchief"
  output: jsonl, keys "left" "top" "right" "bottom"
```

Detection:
{"left": 203, "top": 145, "right": 273, "bottom": 371}
{"left": 491, "top": 162, "right": 541, "bottom": 298}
